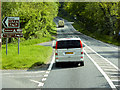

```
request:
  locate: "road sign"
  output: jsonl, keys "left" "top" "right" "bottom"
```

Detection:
{"left": 2, "top": 17, "right": 20, "bottom": 28}
{"left": 2, "top": 28, "right": 22, "bottom": 33}
{"left": 3, "top": 33, "right": 23, "bottom": 38}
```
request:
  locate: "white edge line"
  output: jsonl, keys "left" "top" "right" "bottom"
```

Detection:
{"left": 83, "top": 42, "right": 120, "bottom": 71}
{"left": 84, "top": 50, "right": 116, "bottom": 89}
{"left": 47, "top": 50, "right": 55, "bottom": 71}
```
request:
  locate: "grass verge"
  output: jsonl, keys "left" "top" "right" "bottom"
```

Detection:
{"left": 1, "top": 37, "right": 53, "bottom": 70}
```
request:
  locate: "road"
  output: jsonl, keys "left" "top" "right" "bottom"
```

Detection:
{"left": 1, "top": 17, "right": 120, "bottom": 90}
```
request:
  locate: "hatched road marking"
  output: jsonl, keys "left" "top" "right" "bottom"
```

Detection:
{"left": 83, "top": 42, "right": 119, "bottom": 89}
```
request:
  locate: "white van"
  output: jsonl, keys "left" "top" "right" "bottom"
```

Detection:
{"left": 53, "top": 38, "right": 84, "bottom": 67}
{"left": 58, "top": 20, "right": 64, "bottom": 27}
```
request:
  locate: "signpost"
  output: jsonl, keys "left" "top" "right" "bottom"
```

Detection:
{"left": 2, "top": 17, "right": 20, "bottom": 28}
{"left": 2, "top": 28, "right": 22, "bottom": 33}
{"left": 2, "top": 17, "right": 23, "bottom": 55}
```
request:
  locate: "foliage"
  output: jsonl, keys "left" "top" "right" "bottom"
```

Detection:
{"left": 2, "top": 2, "right": 58, "bottom": 42}
{"left": 1, "top": 38, "right": 53, "bottom": 69}
{"left": 63, "top": 2, "right": 120, "bottom": 44}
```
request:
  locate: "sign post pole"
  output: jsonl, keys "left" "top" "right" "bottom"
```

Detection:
{"left": 6, "top": 38, "right": 7, "bottom": 55}
{"left": 18, "top": 37, "right": 20, "bottom": 54}
{"left": 2, "top": 17, "right": 23, "bottom": 55}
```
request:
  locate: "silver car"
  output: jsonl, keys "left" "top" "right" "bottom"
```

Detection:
{"left": 53, "top": 38, "right": 85, "bottom": 67}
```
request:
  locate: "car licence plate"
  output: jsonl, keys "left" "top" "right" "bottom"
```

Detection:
{"left": 65, "top": 52, "right": 73, "bottom": 54}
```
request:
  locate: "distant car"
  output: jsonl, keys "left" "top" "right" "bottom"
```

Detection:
{"left": 58, "top": 20, "right": 64, "bottom": 27}
{"left": 53, "top": 38, "right": 85, "bottom": 67}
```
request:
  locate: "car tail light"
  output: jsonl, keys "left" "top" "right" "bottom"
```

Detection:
{"left": 81, "top": 57, "right": 83, "bottom": 58}
{"left": 55, "top": 53, "right": 58, "bottom": 55}
{"left": 81, "top": 52, "right": 83, "bottom": 54}
{"left": 80, "top": 40, "right": 83, "bottom": 48}
{"left": 55, "top": 41, "right": 58, "bottom": 49}
{"left": 56, "top": 58, "right": 58, "bottom": 59}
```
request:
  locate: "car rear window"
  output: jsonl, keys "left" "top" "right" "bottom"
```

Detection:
{"left": 57, "top": 40, "right": 81, "bottom": 49}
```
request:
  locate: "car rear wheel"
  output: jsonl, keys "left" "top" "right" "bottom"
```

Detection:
{"left": 55, "top": 62, "right": 60, "bottom": 67}
{"left": 80, "top": 62, "right": 84, "bottom": 66}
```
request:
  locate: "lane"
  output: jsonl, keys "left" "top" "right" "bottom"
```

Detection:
{"left": 43, "top": 54, "right": 110, "bottom": 88}
{"left": 2, "top": 70, "right": 47, "bottom": 88}
{"left": 69, "top": 25, "right": 119, "bottom": 68}
{"left": 43, "top": 17, "right": 112, "bottom": 88}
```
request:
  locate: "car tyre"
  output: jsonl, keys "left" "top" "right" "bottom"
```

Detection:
{"left": 80, "top": 62, "right": 84, "bottom": 66}
{"left": 55, "top": 62, "right": 60, "bottom": 67}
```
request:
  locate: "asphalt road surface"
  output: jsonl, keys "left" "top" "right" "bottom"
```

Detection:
{"left": 1, "top": 17, "right": 120, "bottom": 90}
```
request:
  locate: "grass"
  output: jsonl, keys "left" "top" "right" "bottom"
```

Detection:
{"left": 73, "top": 23, "right": 120, "bottom": 46}
{"left": 1, "top": 37, "right": 54, "bottom": 69}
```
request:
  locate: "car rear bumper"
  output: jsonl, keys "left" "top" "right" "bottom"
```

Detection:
{"left": 55, "top": 59, "right": 84, "bottom": 62}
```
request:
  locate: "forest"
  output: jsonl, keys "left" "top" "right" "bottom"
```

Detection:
{"left": 2, "top": 2, "right": 120, "bottom": 45}
{"left": 2, "top": 2, "right": 59, "bottom": 43}
{"left": 59, "top": 2, "right": 120, "bottom": 45}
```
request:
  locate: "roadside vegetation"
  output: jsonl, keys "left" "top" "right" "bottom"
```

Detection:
{"left": 1, "top": 37, "right": 53, "bottom": 69}
{"left": 59, "top": 2, "right": 120, "bottom": 46}
{"left": 2, "top": 2, "right": 59, "bottom": 69}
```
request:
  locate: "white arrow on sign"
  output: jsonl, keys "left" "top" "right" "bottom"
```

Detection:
{"left": 2, "top": 17, "right": 20, "bottom": 28}
{"left": 2, "top": 17, "right": 7, "bottom": 28}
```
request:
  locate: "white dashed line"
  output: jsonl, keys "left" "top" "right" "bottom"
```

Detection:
{"left": 30, "top": 79, "right": 44, "bottom": 87}
{"left": 46, "top": 71, "right": 50, "bottom": 74}
{"left": 42, "top": 78, "right": 47, "bottom": 82}
{"left": 44, "top": 74, "right": 48, "bottom": 77}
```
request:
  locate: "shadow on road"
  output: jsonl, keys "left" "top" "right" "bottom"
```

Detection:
{"left": 27, "top": 63, "right": 50, "bottom": 71}
{"left": 51, "top": 63, "right": 83, "bottom": 71}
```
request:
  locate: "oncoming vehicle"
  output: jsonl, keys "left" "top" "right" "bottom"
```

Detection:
{"left": 58, "top": 20, "right": 64, "bottom": 27}
{"left": 53, "top": 38, "right": 85, "bottom": 67}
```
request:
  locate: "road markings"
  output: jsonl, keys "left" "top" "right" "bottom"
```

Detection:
{"left": 112, "top": 80, "right": 120, "bottom": 82}
{"left": 46, "top": 71, "right": 50, "bottom": 74}
{"left": 110, "top": 76, "right": 120, "bottom": 78}
{"left": 44, "top": 74, "right": 48, "bottom": 77}
{"left": 104, "top": 69, "right": 117, "bottom": 71}
{"left": 84, "top": 50, "right": 117, "bottom": 89}
{"left": 83, "top": 42, "right": 120, "bottom": 71}
{"left": 42, "top": 78, "right": 47, "bottom": 82}
{"left": 30, "top": 79, "right": 44, "bottom": 87}
{"left": 106, "top": 72, "right": 120, "bottom": 74}
{"left": 115, "top": 85, "right": 120, "bottom": 87}
{"left": 80, "top": 31, "right": 118, "bottom": 50}
{"left": 47, "top": 50, "right": 55, "bottom": 71}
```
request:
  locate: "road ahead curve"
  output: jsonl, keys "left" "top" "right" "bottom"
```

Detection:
{"left": 43, "top": 17, "right": 120, "bottom": 89}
